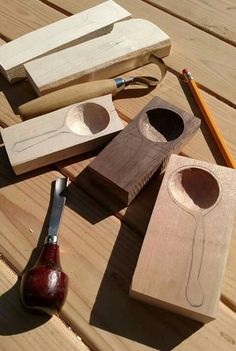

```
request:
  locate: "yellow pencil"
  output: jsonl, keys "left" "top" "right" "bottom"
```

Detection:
{"left": 183, "top": 68, "right": 236, "bottom": 169}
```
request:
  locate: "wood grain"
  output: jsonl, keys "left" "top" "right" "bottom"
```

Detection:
{"left": 0, "top": 158, "right": 236, "bottom": 350}
{"left": 131, "top": 154, "right": 236, "bottom": 322}
{"left": 0, "top": 1, "right": 236, "bottom": 350}
{"left": 1, "top": 69, "right": 236, "bottom": 313}
{"left": 46, "top": 0, "right": 236, "bottom": 106}
{"left": 144, "top": 0, "right": 236, "bottom": 46}
{"left": 0, "top": 258, "right": 89, "bottom": 351}
{"left": 24, "top": 19, "right": 170, "bottom": 95}
{"left": 0, "top": 1, "right": 131, "bottom": 82}
{"left": 2, "top": 95, "right": 123, "bottom": 174}
{"left": 0, "top": 92, "right": 22, "bottom": 127}
{"left": 85, "top": 97, "right": 200, "bottom": 207}
{"left": 0, "top": 0, "right": 64, "bottom": 40}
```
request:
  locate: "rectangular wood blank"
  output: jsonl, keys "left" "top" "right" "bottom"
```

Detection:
{"left": 24, "top": 19, "right": 171, "bottom": 95}
{"left": 130, "top": 154, "right": 236, "bottom": 323}
{"left": 1, "top": 95, "right": 123, "bottom": 175}
{"left": 83, "top": 97, "right": 200, "bottom": 209}
{"left": 0, "top": 0, "right": 131, "bottom": 83}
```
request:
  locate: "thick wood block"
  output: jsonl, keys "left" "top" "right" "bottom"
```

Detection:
{"left": 0, "top": 0, "right": 131, "bottom": 83}
{"left": 130, "top": 154, "right": 236, "bottom": 323}
{"left": 84, "top": 97, "right": 200, "bottom": 207}
{"left": 24, "top": 18, "right": 171, "bottom": 95}
{"left": 1, "top": 95, "right": 123, "bottom": 175}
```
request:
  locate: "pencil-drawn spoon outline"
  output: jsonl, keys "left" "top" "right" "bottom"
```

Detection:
{"left": 167, "top": 165, "right": 221, "bottom": 307}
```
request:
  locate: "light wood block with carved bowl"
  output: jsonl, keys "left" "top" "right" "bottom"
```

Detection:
{"left": 24, "top": 18, "right": 171, "bottom": 95}
{"left": 1, "top": 94, "right": 123, "bottom": 175}
{"left": 130, "top": 154, "right": 236, "bottom": 323}
{"left": 0, "top": 0, "right": 131, "bottom": 83}
{"left": 81, "top": 97, "right": 200, "bottom": 209}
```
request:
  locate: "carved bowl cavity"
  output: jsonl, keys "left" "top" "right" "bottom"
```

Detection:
{"left": 66, "top": 102, "right": 110, "bottom": 136}
{"left": 139, "top": 108, "right": 184, "bottom": 142}
{"left": 168, "top": 167, "right": 220, "bottom": 213}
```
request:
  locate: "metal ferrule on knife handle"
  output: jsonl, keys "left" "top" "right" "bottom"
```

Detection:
{"left": 45, "top": 177, "right": 68, "bottom": 245}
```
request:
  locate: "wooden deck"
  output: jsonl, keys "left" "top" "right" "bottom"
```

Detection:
{"left": 0, "top": 1, "right": 235, "bottom": 350}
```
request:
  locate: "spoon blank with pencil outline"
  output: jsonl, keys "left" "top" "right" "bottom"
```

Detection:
{"left": 168, "top": 166, "right": 221, "bottom": 307}
{"left": 12, "top": 102, "right": 110, "bottom": 152}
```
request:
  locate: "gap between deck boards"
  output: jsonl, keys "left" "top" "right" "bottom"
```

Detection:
{"left": 0, "top": 255, "right": 91, "bottom": 350}
{"left": 37, "top": 0, "right": 236, "bottom": 108}
{"left": 142, "top": 0, "right": 236, "bottom": 47}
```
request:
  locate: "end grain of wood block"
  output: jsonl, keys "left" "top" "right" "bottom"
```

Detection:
{"left": 1, "top": 95, "right": 123, "bottom": 175}
{"left": 0, "top": 0, "right": 131, "bottom": 83}
{"left": 130, "top": 154, "right": 236, "bottom": 323}
{"left": 84, "top": 97, "right": 200, "bottom": 208}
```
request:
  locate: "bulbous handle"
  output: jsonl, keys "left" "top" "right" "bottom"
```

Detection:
{"left": 20, "top": 243, "right": 69, "bottom": 315}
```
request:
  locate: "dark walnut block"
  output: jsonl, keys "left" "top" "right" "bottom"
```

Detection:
{"left": 83, "top": 97, "right": 200, "bottom": 208}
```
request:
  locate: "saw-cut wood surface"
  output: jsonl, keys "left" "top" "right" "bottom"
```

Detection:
{"left": 0, "top": 1, "right": 236, "bottom": 350}
{"left": 0, "top": 0, "right": 131, "bottom": 83}
{"left": 1, "top": 95, "right": 123, "bottom": 174}
{"left": 0, "top": 258, "right": 89, "bottom": 351}
{"left": 131, "top": 154, "right": 236, "bottom": 323}
{"left": 85, "top": 97, "right": 200, "bottom": 207}
{"left": 145, "top": 0, "right": 236, "bottom": 46}
{"left": 24, "top": 18, "right": 170, "bottom": 95}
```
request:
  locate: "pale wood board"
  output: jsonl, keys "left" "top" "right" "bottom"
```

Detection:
{"left": 1, "top": 67, "right": 235, "bottom": 311}
{"left": 0, "top": 3, "right": 235, "bottom": 154}
{"left": 0, "top": 1, "right": 235, "bottom": 349}
{"left": 0, "top": 0, "right": 131, "bottom": 82}
{"left": 0, "top": 39, "right": 40, "bottom": 114}
{"left": 45, "top": 0, "right": 236, "bottom": 106}
{"left": 0, "top": 258, "right": 90, "bottom": 351}
{"left": 131, "top": 154, "right": 236, "bottom": 322}
{"left": 2, "top": 64, "right": 236, "bottom": 308}
{"left": 0, "top": 0, "right": 64, "bottom": 40}
{"left": 0, "top": 159, "right": 236, "bottom": 350}
{"left": 144, "top": 0, "right": 236, "bottom": 45}
{"left": 24, "top": 19, "right": 170, "bottom": 95}
{"left": 1, "top": 95, "right": 123, "bottom": 174}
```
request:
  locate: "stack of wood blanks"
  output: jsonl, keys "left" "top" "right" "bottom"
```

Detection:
{"left": 24, "top": 19, "right": 170, "bottom": 95}
{"left": 130, "top": 154, "right": 236, "bottom": 323}
{"left": 0, "top": 0, "right": 171, "bottom": 95}
{"left": 0, "top": 1, "right": 131, "bottom": 82}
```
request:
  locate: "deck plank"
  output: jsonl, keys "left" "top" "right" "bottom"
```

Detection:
{"left": 0, "top": 62, "right": 235, "bottom": 311}
{"left": 0, "top": 258, "right": 89, "bottom": 351}
{"left": 0, "top": 160, "right": 236, "bottom": 350}
{"left": 0, "top": 1, "right": 236, "bottom": 350}
{"left": 0, "top": 0, "right": 64, "bottom": 40}
{"left": 42, "top": 0, "right": 236, "bottom": 106}
{"left": 143, "top": 0, "right": 236, "bottom": 46}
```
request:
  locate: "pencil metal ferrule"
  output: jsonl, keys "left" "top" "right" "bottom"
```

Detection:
{"left": 184, "top": 71, "right": 193, "bottom": 81}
